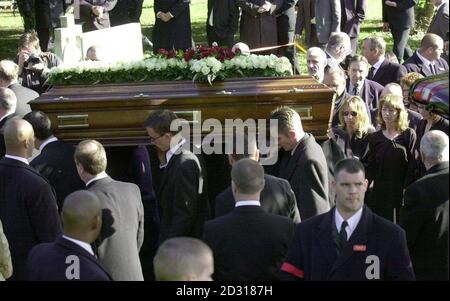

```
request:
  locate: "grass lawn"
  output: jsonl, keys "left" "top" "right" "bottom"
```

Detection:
{"left": 0, "top": 0, "right": 423, "bottom": 69}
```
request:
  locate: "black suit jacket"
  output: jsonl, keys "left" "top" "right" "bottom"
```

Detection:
{"left": 0, "top": 157, "right": 62, "bottom": 280}
{"left": 157, "top": 148, "right": 210, "bottom": 243}
{"left": 207, "top": 0, "right": 239, "bottom": 39}
{"left": 203, "top": 205, "right": 294, "bottom": 280}
{"left": 7, "top": 83, "right": 38, "bottom": 117}
{"left": 403, "top": 51, "right": 449, "bottom": 77}
{"left": 30, "top": 140, "right": 85, "bottom": 211}
{"left": 88, "top": 176, "right": 144, "bottom": 281}
{"left": 368, "top": 59, "right": 407, "bottom": 86}
{"left": 27, "top": 236, "right": 112, "bottom": 281}
{"left": 400, "top": 162, "right": 449, "bottom": 281}
{"left": 280, "top": 206, "right": 415, "bottom": 280}
{"left": 382, "top": 0, "right": 416, "bottom": 29}
{"left": 278, "top": 133, "right": 329, "bottom": 220}
{"left": 0, "top": 113, "right": 19, "bottom": 159}
{"left": 340, "top": 0, "right": 366, "bottom": 38}
{"left": 78, "top": 0, "right": 117, "bottom": 32}
{"left": 346, "top": 79, "right": 383, "bottom": 113}
{"left": 214, "top": 174, "right": 301, "bottom": 223}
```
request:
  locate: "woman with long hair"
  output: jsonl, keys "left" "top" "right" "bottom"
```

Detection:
{"left": 331, "top": 96, "right": 375, "bottom": 163}
{"left": 367, "top": 94, "right": 416, "bottom": 222}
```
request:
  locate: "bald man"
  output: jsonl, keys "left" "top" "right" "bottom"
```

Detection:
{"left": 403, "top": 33, "right": 449, "bottom": 77}
{"left": 27, "top": 190, "right": 112, "bottom": 281}
{"left": 154, "top": 237, "right": 214, "bottom": 281}
{"left": 0, "top": 119, "right": 61, "bottom": 280}
{"left": 0, "top": 87, "right": 19, "bottom": 158}
{"left": 379, "top": 82, "right": 422, "bottom": 130}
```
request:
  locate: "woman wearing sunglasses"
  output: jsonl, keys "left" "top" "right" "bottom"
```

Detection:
{"left": 331, "top": 96, "right": 375, "bottom": 164}
{"left": 366, "top": 94, "right": 417, "bottom": 223}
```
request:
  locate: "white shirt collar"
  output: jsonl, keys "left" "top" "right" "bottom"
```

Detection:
{"left": 85, "top": 171, "right": 108, "bottom": 187}
{"left": 416, "top": 50, "right": 434, "bottom": 67}
{"left": 372, "top": 57, "right": 385, "bottom": 74}
{"left": 39, "top": 136, "right": 58, "bottom": 152}
{"left": 4, "top": 154, "right": 29, "bottom": 165}
{"left": 235, "top": 200, "right": 261, "bottom": 207}
{"left": 335, "top": 207, "right": 363, "bottom": 240}
{"left": 0, "top": 111, "right": 14, "bottom": 123}
{"left": 62, "top": 235, "right": 94, "bottom": 256}
{"left": 161, "top": 137, "right": 186, "bottom": 168}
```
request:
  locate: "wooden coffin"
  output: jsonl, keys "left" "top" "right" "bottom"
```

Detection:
{"left": 29, "top": 76, "right": 335, "bottom": 146}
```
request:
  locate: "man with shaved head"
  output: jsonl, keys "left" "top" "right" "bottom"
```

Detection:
{"left": 27, "top": 190, "right": 112, "bottom": 281}
{"left": 0, "top": 87, "right": 19, "bottom": 158}
{"left": 0, "top": 119, "right": 62, "bottom": 280}
{"left": 403, "top": 33, "right": 449, "bottom": 76}
{"left": 74, "top": 139, "right": 144, "bottom": 281}
{"left": 203, "top": 159, "right": 294, "bottom": 280}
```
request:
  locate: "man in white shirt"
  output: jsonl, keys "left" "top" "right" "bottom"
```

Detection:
{"left": 145, "top": 110, "right": 210, "bottom": 244}
{"left": 0, "top": 119, "right": 62, "bottom": 280}
{"left": 403, "top": 33, "right": 449, "bottom": 77}
{"left": 280, "top": 158, "right": 415, "bottom": 280}
{"left": 27, "top": 190, "right": 112, "bottom": 281}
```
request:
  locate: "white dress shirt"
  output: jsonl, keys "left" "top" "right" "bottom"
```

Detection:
{"left": 4, "top": 154, "right": 29, "bottom": 165}
{"left": 335, "top": 207, "right": 363, "bottom": 240}
{"left": 39, "top": 136, "right": 58, "bottom": 152}
{"left": 85, "top": 171, "right": 108, "bottom": 187}
{"left": 62, "top": 235, "right": 95, "bottom": 256}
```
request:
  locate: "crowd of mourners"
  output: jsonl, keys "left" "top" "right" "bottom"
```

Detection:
{"left": 0, "top": 0, "right": 448, "bottom": 281}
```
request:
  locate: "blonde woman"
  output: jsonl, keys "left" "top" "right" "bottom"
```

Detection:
{"left": 367, "top": 94, "right": 416, "bottom": 222}
{"left": 331, "top": 96, "right": 375, "bottom": 163}
{"left": 0, "top": 218, "right": 12, "bottom": 281}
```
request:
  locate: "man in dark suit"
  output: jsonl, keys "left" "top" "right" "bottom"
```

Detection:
{"left": 325, "top": 32, "right": 352, "bottom": 70}
{"left": 280, "top": 158, "right": 415, "bottom": 280}
{"left": 403, "top": 33, "right": 449, "bottom": 76}
{"left": 204, "top": 159, "right": 294, "bottom": 280}
{"left": 314, "top": 0, "right": 341, "bottom": 49}
{"left": 206, "top": 0, "right": 239, "bottom": 47}
{"left": 427, "top": 0, "right": 448, "bottom": 42}
{"left": 0, "top": 119, "right": 62, "bottom": 280}
{"left": 295, "top": 0, "right": 318, "bottom": 48}
{"left": 23, "top": 111, "right": 85, "bottom": 211}
{"left": 276, "top": 0, "right": 297, "bottom": 64}
{"left": 152, "top": 0, "right": 193, "bottom": 53}
{"left": 154, "top": 237, "right": 214, "bottom": 281}
{"left": 74, "top": 139, "right": 144, "bottom": 281}
{"left": 27, "top": 190, "right": 112, "bottom": 281}
{"left": 340, "top": 0, "right": 367, "bottom": 54}
{"left": 237, "top": 0, "right": 283, "bottom": 51}
{"left": 0, "top": 60, "right": 38, "bottom": 117}
{"left": 77, "top": 0, "right": 117, "bottom": 32}
{"left": 215, "top": 133, "right": 300, "bottom": 223}
{"left": 400, "top": 130, "right": 449, "bottom": 281}
{"left": 362, "top": 36, "right": 407, "bottom": 86}
{"left": 270, "top": 106, "right": 329, "bottom": 220}
{"left": 145, "top": 110, "right": 210, "bottom": 244}
{"left": 0, "top": 88, "right": 19, "bottom": 159}
{"left": 346, "top": 55, "right": 383, "bottom": 119}
{"left": 382, "top": 0, "right": 417, "bottom": 62}
{"left": 110, "top": 0, "right": 144, "bottom": 26}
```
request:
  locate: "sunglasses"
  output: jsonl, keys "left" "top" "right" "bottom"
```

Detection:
{"left": 343, "top": 111, "right": 358, "bottom": 117}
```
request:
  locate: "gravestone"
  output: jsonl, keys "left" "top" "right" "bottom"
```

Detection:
{"left": 54, "top": 14, "right": 144, "bottom": 64}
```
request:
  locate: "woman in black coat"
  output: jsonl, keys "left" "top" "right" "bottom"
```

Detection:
{"left": 367, "top": 94, "right": 416, "bottom": 222}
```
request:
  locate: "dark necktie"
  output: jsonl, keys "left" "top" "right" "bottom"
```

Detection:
{"left": 368, "top": 66, "right": 375, "bottom": 80}
{"left": 337, "top": 220, "right": 348, "bottom": 255}
{"left": 429, "top": 64, "right": 436, "bottom": 75}
{"left": 352, "top": 84, "right": 359, "bottom": 96}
